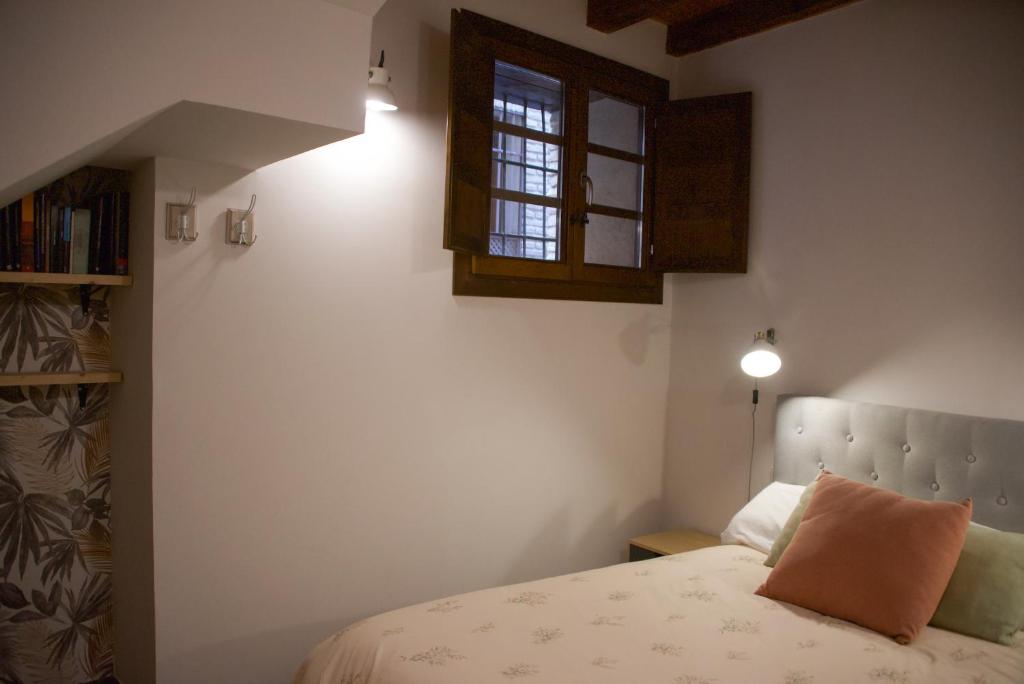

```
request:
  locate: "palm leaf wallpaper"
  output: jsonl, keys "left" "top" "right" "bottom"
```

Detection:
{"left": 0, "top": 284, "right": 114, "bottom": 684}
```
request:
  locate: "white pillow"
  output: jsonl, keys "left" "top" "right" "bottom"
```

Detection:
{"left": 720, "top": 481, "right": 806, "bottom": 553}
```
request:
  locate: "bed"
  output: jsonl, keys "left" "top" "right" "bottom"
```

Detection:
{"left": 295, "top": 396, "right": 1024, "bottom": 683}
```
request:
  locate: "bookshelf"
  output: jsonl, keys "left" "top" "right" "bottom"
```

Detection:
{"left": 0, "top": 164, "right": 132, "bottom": 398}
{"left": 0, "top": 270, "right": 132, "bottom": 314}
{"left": 0, "top": 272, "right": 132, "bottom": 287}
{"left": 0, "top": 274, "right": 129, "bottom": 392}
{"left": 0, "top": 371, "right": 123, "bottom": 388}
{"left": 0, "top": 370, "right": 123, "bottom": 405}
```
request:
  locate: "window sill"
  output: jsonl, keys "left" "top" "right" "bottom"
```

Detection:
{"left": 451, "top": 253, "right": 663, "bottom": 304}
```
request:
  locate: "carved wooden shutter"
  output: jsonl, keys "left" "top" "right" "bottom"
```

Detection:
{"left": 652, "top": 92, "right": 751, "bottom": 272}
{"left": 443, "top": 10, "right": 495, "bottom": 254}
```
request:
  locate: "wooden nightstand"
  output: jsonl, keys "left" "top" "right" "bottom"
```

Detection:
{"left": 627, "top": 529, "right": 720, "bottom": 562}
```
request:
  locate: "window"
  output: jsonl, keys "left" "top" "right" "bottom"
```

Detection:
{"left": 444, "top": 10, "right": 751, "bottom": 304}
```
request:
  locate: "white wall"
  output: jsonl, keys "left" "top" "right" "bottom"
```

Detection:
{"left": 138, "top": 1, "right": 674, "bottom": 682}
{"left": 0, "top": 0, "right": 370, "bottom": 204}
{"left": 663, "top": 0, "right": 1024, "bottom": 534}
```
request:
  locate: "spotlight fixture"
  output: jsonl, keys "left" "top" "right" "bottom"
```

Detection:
{"left": 741, "top": 328, "right": 781, "bottom": 379}
{"left": 366, "top": 50, "right": 397, "bottom": 112}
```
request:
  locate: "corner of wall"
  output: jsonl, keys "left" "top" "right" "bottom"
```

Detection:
{"left": 109, "top": 158, "right": 157, "bottom": 684}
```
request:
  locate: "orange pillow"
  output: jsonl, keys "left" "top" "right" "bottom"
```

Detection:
{"left": 755, "top": 474, "right": 971, "bottom": 644}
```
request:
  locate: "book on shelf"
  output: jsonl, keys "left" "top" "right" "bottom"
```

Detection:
{"left": 3, "top": 200, "right": 22, "bottom": 271}
{"left": 34, "top": 191, "right": 44, "bottom": 271}
{"left": 70, "top": 208, "right": 91, "bottom": 274}
{"left": 57, "top": 208, "right": 69, "bottom": 273}
{"left": 90, "top": 191, "right": 122, "bottom": 275}
{"left": 48, "top": 205, "right": 62, "bottom": 273}
{"left": 19, "top": 195, "right": 33, "bottom": 272}
{"left": 13, "top": 200, "right": 22, "bottom": 271}
{"left": 114, "top": 191, "right": 129, "bottom": 275}
{"left": 89, "top": 194, "right": 105, "bottom": 274}
{"left": 0, "top": 203, "right": 9, "bottom": 270}
{"left": 0, "top": 181, "right": 130, "bottom": 278}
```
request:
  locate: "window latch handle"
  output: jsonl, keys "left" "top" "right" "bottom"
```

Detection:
{"left": 580, "top": 172, "right": 594, "bottom": 206}
{"left": 579, "top": 173, "right": 593, "bottom": 225}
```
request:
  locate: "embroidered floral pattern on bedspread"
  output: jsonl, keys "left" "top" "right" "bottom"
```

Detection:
{"left": 403, "top": 646, "right": 466, "bottom": 666}
{"left": 501, "top": 662, "right": 538, "bottom": 678}
{"left": 294, "top": 546, "right": 1024, "bottom": 684}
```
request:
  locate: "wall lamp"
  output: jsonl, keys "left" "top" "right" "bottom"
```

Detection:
{"left": 366, "top": 50, "right": 398, "bottom": 112}
{"left": 741, "top": 328, "right": 781, "bottom": 500}
{"left": 741, "top": 328, "right": 781, "bottom": 383}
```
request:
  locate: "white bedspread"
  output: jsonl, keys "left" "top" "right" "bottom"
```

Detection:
{"left": 295, "top": 545, "right": 1024, "bottom": 683}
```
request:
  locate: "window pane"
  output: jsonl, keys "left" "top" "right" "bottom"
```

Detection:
{"left": 490, "top": 62, "right": 563, "bottom": 261}
{"left": 588, "top": 91, "right": 642, "bottom": 154}
{"left": 489, "top": 152, "right": 557, "bottom": 197}
{"left": 494, "top": 62, "right": 563, "bottom": 136}
{"left": 584, "top": 214, "right": 641, "bottom": 268}
{"left": 587, "top": 153, "right": 642, "bottom": 211}
{"left": 490, "top": 198, "right": 560, "bottom": 260}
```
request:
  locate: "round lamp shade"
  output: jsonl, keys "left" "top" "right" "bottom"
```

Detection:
{"left": 367, "top": 67, "right": 398, "bottom": 111}
{"left": 741, "top": 336, "right": 781, "bottom": 378}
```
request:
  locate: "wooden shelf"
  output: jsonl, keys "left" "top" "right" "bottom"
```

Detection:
{"left": 0, "top": 272, "right": 133, "bottom": 287}
{"left": 0, "top": 371, "right": 123, "bottom": 387}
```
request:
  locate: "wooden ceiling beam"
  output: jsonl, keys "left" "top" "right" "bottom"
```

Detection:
{"left": 666, "top": 0, "right": 863, "bottom": 56}
{"left": 587, "top": 0, "right": 685, "bottom": 33}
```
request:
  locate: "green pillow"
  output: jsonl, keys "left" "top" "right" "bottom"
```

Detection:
{"left": 764, "top": 479, "right": 818, "bottom": 567}
{"left": 931, "top": 524, "right": 1024, "bottom": 645}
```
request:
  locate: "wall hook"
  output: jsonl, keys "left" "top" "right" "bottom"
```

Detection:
{"left": 226, "top": 194, "right": 258, "bottom": 246}
{"left": 166, "top": 187, "right": 199, "bottom": 242}
{"left": 77, "top": 383, "right": 89, "bottom": 408}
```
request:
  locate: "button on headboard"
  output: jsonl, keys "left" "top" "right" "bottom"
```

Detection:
{"left": 774, "top": 395, "right": 1024, "bottom": 532}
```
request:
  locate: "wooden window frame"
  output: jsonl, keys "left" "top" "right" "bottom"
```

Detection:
{"left": 445, "top": 10, "right": 751, "bottom": 305}
{"left": 447, "top": 10, "right": 667, "bottom": 304}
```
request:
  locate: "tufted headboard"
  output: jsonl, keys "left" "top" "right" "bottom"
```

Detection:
{"left": 774, "top": 395, "right": 1024, "bottom": 532}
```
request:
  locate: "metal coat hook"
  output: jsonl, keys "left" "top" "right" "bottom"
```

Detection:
{"left": 77, "top": 384, "right": 89, "bottom": 408}
{"left": 179, "top": 187, "right": 198, "bottom": 241}
{"left": 167, "top": 187, "right": 199, "bottom": 242}
{"left": 227, "top": 194, "right": 258, "bottom": 246}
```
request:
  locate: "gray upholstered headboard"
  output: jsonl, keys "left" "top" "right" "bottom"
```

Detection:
{"left": 774, "top": 395, "right": 1024, "bottom": 533}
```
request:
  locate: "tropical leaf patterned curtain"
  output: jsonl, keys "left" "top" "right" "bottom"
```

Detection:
{"left": 0, "top": 284, "right": 113, "bottom": 684}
